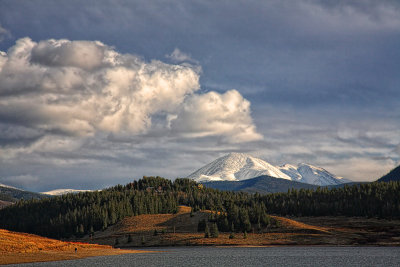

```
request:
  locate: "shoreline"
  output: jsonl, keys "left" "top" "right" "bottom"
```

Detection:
{"left": 120, "top": 243, "right": 400, "bottom": 249}
{"left": 0, "top": 248, "right": 154, "bottom": 265}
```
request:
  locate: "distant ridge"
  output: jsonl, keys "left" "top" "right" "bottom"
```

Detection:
{"left": 188, "top": 152, "right": 350, "bottom": 186}
{"left": 42, "top": 189, "right": 93, "bottom": 196}
{"left": 378, "top": 165, "right": 400, "bottom": 182}
{"left": 0, "top": 183, "right": 48, "bottom": 203}
{"left": 202, "top": 175, "right": 319, "bottom": 194}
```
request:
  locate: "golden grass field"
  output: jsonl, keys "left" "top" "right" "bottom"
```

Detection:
{"left": 80, "top": 206, "right": 400, "bottom": 248}
{"left": 2, "top": 206, "right": 400, "bottom": 264}
{"left": 0, "top": 228, "right": 150, "bottom": 265}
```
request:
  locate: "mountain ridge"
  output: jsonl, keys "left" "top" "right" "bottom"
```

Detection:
{"left": 378, "top": 165, "right": 400, "bottom": 182}
{"left": 202, "top": 175, "right": 320, "bottom": 194}
{"left": 188, "top": 152, "right": 350, "bottom": 186}
{"left": 0, "top": 183, "right": 48, "bottom": 204}
{"left": 41, "top": 189, "right": 93, "bottom": 196}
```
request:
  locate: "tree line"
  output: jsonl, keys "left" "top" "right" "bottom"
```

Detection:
{"left": 262, "top": 181, "right": 400, "bottom": 218}
{"left": 0, "top": 177, "right": 398, "bottom": 239}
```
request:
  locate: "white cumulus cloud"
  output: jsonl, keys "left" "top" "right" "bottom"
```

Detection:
{"left": 170, "top": 90, "right": 262, "bottom": 142}
{"left": 0, "top": 37, "right": 261, "bottom": 142}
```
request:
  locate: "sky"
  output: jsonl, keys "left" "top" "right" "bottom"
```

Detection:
{"left": 0, "top": 0, "right": 399, "bottom": 191}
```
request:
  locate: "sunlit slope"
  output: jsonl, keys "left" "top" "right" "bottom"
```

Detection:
{"left": 0, "top": 228, "right": 139, "bottom": 265}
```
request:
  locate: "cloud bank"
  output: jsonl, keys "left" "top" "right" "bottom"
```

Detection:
{"left": 0, "top": 38, "right": 261, "bottom": 143}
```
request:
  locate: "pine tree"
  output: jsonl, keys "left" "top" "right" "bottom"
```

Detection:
{"left": 210, "top": 223, "right": 219, "bottom": 238}
{"left": 204, "top": 224, "right": 210, "bottom": 238}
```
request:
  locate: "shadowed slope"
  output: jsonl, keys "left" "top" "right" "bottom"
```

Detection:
{"left": 378, "top": 165, "right": 400, "bottom": 182}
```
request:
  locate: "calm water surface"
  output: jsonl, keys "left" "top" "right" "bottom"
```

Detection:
{"left": 5, "top": 246, "right": 400, "bottom": 267}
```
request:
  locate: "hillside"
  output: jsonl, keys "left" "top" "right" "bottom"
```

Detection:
{"left": 202, "top": 175, "right": 319, "bottom": 193}
{"left": 378, "top": 165, "right": 400, "bottom": 182}
{"left": 79, "top": 206, "right": 400, "bottom": 247}
{"left": 0, "top": 184, "right": 48, "bottom": 203}
{"left": 1, "top": 177, "right": 399, "bottom": 241}
{"left": 0, "top": 228, "right": 142, "bottom": 265}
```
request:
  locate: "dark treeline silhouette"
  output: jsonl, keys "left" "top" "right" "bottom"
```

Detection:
{"left": 378, "top": 165, "right": 400, "bottom": 182}
{"left": 0, "top": 177, "right": 399, "bottom": 239}
{"left": 263, "top": 181, "right": 400, "bottom": 218}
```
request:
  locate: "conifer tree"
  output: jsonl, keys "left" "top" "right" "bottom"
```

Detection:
{"left": 210, "top": 223, "right": 219, "bottom": 238}
{"left": 204, "top": 224, "right": 210, "bottom": 238}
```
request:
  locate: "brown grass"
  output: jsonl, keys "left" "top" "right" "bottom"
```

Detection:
{"left": 0, "top": 229, "right": 151, "bottom": 265}
{"left": 7, "top": 205, "right": 398, "bottom": 264}
{"left": 82, "top": 206, "right": 363, "bottom": 247}
{"left": 271, "top": 216, "right": 331, "bottom": 233}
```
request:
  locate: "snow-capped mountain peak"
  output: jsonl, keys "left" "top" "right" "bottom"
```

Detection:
{"left": 41, "top": 189, "right": 93, "bottom": 196}
{"left": 188, "top": 153, "right": 291, "bottom": 182}
{"left": 293, "top": 163, "right": 350, "bottom": 186}
{"left": 188, "top": 153, "right": 350, "bottom": 186}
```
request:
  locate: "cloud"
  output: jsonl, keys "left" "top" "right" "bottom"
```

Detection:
{"left": 0, "top": 37, "right": 261, "bottom": 142}
{"left": 0, "top": 38, "right": 263, "bottom": 190}
{"left": 0, "top": 24, "right": 11, "bottom": 43}
{"left": 0, "top": 1, "right": 398, "bottom": 190}
{"left": 0, "top": 174, "right": 39, "bottom": 189}
{"left": 170, "top": 90, "right": 262, "bottom": 142}
{"left": 327, "top": 157, "right": 397, "bottom": 182}
{"left": 166, "top": 48, "right": 198, "bottom": 64}
{"left": 31, "top": 39, "right": 108, "bottom": 70}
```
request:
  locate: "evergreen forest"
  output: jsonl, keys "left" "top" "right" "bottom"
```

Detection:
{"left": 0, "top": 177, "right": 399, "bottom": 239}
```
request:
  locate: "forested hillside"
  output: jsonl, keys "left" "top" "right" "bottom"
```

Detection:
{"left": 0, "top": 185, "right": 48, "bottom": 202}
{"left": 0, "top": 177, "right": 271, "bottom": 238}
{"left": 0, "top": 177, "right": 399, "bottom": 239}
{"left": 263, "top": 181, "right": 400, "bottom": 218}
{"left": 202, "top": 175, "right": 319, "bottom": 193}
{"left": 378, "top": 165, "right": 400, "bottom": 182}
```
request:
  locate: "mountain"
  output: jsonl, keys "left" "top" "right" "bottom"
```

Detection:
{"left": 42, "top": 189, "right": 93, "bottom": 196}
{"left": 378, "top": 165, "right": 400, "bottom": 182}
{"left": 279, "top": 163, "right": 351, "bottom": 186}
{"left": 188, "top": 152, "right": 350, "bottom": 186}
{"left": 202, "top": 175, "right": 319, "bottom": 194}
{"left": 0, "top": 183, "right": 48, "bottom": 203}
{"left": 188, "top": 153, "right": 291, "bottom": 182}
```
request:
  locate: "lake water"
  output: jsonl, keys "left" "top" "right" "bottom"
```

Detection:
{"left": 5, "top": 246, "right": 400, "bottom": 267}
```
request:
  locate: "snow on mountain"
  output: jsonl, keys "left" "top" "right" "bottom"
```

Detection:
{"left": 279, "top": 163, "right": 351, "bottom": 186}
{"left": 188, "top": 153, "right": 292, "bottom": 182}
{"left": 0, "top": 183, "right": 20, "bottom": 190}
{"left": 41, "top": 189, "right": 93, "bottom": 196}
{"left": 187, "top": 153, "right": 350, "bottom": 186}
